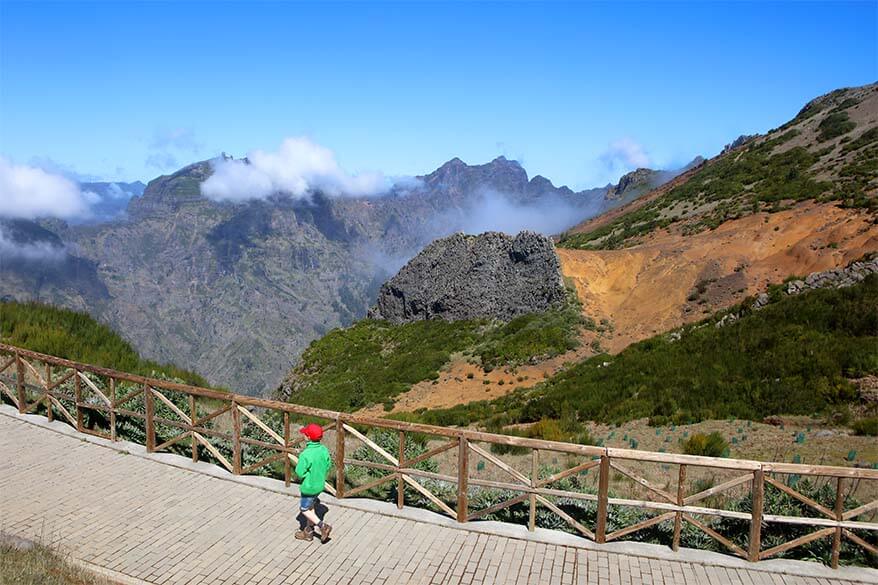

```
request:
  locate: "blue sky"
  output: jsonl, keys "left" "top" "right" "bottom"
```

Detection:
{"left": 1, "top": 1, "right": 875, "bottom": 190}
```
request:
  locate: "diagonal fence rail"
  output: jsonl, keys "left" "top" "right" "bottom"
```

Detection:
{"left": 1, "top": 342, "right": 876, "bottom": 568}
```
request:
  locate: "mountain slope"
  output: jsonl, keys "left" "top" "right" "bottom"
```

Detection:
{"left": 554, "top": 83, "right": 878, "bottom": 353}
{"left": 0, "top": 301, "right": 208, "bottom": 386}
{"left": 340, "top": 84, "right": 878, "bottom": 414}
{"left": 560, "top": 83, "right": 878, "bottom": 250}
{"left": 408, "top": 273, "right": 878, "bottom": 428}
{"left": 0, "top": 156, "right": 687, "bottom": 394}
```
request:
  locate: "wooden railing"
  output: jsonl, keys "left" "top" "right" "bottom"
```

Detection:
{"left": 1, "top": 342, "right": 876, "bottom": 568}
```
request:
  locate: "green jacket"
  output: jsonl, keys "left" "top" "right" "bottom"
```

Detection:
{"left": 295, "top": 441, "right": 332, "bottom": 496}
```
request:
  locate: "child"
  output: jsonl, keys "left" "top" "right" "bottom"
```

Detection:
{"left": 294, "top": 423, "right": 333, "bottom": 543}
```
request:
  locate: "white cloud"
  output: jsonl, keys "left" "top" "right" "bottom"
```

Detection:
{"left": 0, "top": 157, "right": 95, "bottom": 220}
{"left": 201, "top": 137, "right": 389, "bottom": 202}
{"left": 432, "top": 189, "right": 599, "bottom": 238}
{"left": 105, "top": 182, "right": 133, "bottom": 199}
{"left": 0, "top": 225, "right": 66, "bottom": 262}
{"left": 600, "top": 138, "right": 651, "bottom": 171}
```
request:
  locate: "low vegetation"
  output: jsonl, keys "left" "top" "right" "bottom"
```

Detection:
{"left": 283, "top": 318, "right": 482, "bottom": 412}
{"left": 282, "top": 294, "right": 584, "bottom": 412}
{"left": 0, "top": 301, "right": 210, "bottom": 387}
{"left": 682, "top": 431, "right": 729, "bottom": 457}
{"left": 408, "top": 275, "right": 878, "bottom": 434}
{"left": 0, "top": 539, "right": 112, "bottom": 585}
{"left": 817, "top": 111, "right": 856, "bottom": 142}
{"left": 852, "top": 417, "right": 878, "bottom": 436}
{"left": 473, "top": 297, "right": 584, "bottom": 370}
{"left": 486, "top": 415, "right": 594, "bottom": 455}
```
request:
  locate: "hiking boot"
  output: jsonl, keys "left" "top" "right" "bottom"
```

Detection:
{"left": 318, "top": 523, "right": 332, "bottom": 543}
{"left": 295, "top": 527, "right": 314, "bottom": 541}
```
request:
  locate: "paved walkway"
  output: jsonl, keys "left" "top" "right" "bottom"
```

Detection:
{"left": 1, "top": 410, "right": 876, "bottom": 585}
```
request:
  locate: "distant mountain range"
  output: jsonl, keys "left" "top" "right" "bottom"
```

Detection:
{"left": 0, "top": 155, "right": 694, "bottom": 393}
{"left": 78, "top": 181, "right": 146, "bottom": 223}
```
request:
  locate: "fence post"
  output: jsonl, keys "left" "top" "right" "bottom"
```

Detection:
{"left": 335, "top": 418, "right": 345, "bottom": 498}
{"left": 831, "top": 477, "right": 844, "bottom": 568}
{"left": 457, "top": 436, "right": 469, "bottom": 523}
{"left": 190, "top": 395, "right": 198, "bottom": 462}
{"left": 15, "top": 352, "right": 26, "bottom": 414}
{"left": 45, "top": 364, "right": 53, "bottom": 422}
{"left": 232, "top": 402, "right": 242, "bottom": 474}
{"left": 397, "top": 431, "right": 406, "bottom": 509}
{"left": 529, "top": 449, "right": 538, "bottom": 531}
{"left": 145, "top": 385, "right": 155, "bottom": 452}
{"left": 109, "top": 378, "right": 116, "bottom": 441}
{"left": 596, "top": 455, "right": 610, "bottom": 543}
{"left": 73, "top": 370, "right": 83, "bottom": 431}
{"left": 673, "top": 464, "right": 687, "bottom": 551}
{"left": 748, "top": 468, "right": 764, "bottom": 562}
{"left": 283, "top": 412, "right": 291, "bottom": 487}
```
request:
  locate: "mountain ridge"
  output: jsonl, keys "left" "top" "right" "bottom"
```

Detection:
{"left": 0, "top": 153, "right": 690, "bottom": 393}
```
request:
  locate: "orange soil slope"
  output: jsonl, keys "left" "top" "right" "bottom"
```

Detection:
{"left": 364, "top": 201, "right": 876, "bottom": 416}
{"left": 558, "top": 201, "right": 878, "bottom": 351}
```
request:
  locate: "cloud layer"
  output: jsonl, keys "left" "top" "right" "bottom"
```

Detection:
{"left": 201, "top": 137, "right": 389, "bottom": 202}
{"left": 0, "top": 157, "right": 97, "bottom": 220}
{"left": 0, "top": 225, "right": 66, "bottom": 261}
{"left": 599, "top": 138, "right": 651, "bottom": 176}
{"left": 443, "top": 190, "right": 591, "bottom": 237}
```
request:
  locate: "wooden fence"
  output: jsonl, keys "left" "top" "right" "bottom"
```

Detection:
{"left": 1, "top": 343, "right": 876, "bottom": 568}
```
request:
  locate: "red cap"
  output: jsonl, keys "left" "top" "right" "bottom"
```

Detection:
{"left": 299, "top": 423, "right": 324, "bottom": 441}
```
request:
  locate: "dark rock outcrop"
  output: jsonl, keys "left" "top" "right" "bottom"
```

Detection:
{"left": 369, "top": 231, "right": 566, "bottom": 323}
{"left": 784, "top": 258, "right": 878, "bottom": 295}
{"left": 721, "top": 135, "right": 757, "bottom": 154}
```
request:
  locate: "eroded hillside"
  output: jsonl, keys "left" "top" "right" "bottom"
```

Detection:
{"left": 559, "top": 202, "right": 878, "bottom": 352}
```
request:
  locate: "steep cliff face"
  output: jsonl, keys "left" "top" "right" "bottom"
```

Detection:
{"left": 369, "top": 231, "right": 566, "bottom": 323}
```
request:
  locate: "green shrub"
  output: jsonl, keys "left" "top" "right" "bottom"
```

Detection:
{"left": 0, "top": 301, "right": 210, "bottom": 387}
{"left": 284, "top": 318, "right": 480, "bottom": 412}
{"left": 852, "top": 417, "right": 878, "bottom": 436}
{"left": 817, "top": 112, "right": 856, "bottom": 142}
{"left": 475, "top": 293, "right": 583, "bottom": 369}
{"left": 682, "top": 432, "right": 728, "bottom": 457}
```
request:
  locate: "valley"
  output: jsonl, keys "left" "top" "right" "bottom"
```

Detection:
{"left": 0, "top": 156, "right": 691, "bottom": 395}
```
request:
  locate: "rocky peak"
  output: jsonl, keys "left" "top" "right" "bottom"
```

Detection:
{"left": 420, "top": 155, "right": 530, "bottom": 198}
{"left": 683, "top": 156, "right": 706, "bottom": 170}
{"left": 721, "top": 135, "right": 757, "bottom": 155}
{"left": 368, "top": 230, "right": 566, "bottom": 323}
{"left": 605, "top": 168, "right": 661, "bottom": 201}
{"left": 127, "top": 160, "right": 214, "bottom": 218}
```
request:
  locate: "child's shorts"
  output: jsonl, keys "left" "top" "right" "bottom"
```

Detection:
{"left": 300, "top": 495, "right": 320, "bottom": 512}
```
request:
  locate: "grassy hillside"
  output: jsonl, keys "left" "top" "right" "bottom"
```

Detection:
{"left": 409, "top": 275, "right": 878, "bottom": 432}
{"left": 0, "top": 301, "right": 210, "bottom": 387}
{"left": 279, "top": 296, "right": 584, "bottom": 412}
{"left": 560, "top": 84, "right": 877, "bottom": 251}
